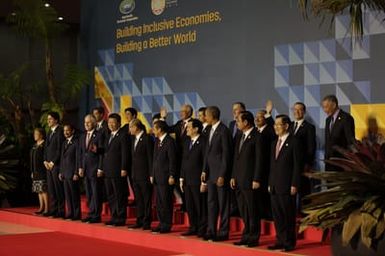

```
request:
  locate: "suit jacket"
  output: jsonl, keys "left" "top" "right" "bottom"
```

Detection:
{"left": 152, "top": 134, "right": 177, "bottom": 185}
{"left": 79, "top": 130, "right": 104, "bottom": 178}
{"left": 180, "top": 135, "right": 206, "bottom": 186}
{"left": 202, "top": 124, "right": 211, "bottom": 138}
{"left": 131, "top": 133, "right": 154, "bottom": 182}
{"left": 229, "top": 120, "right": 241, "bottom": 138}
{"left": 325, "top": 109, "right": 355, "bottom": 160}
{"left": 96, "top": 120, "right": 109, "bottom": 145}
{"left": 44, "top": 126, "right": 65, "bottom": 168}
{"left": 101, "top": 129, "right": 130, "bottom": 178}
{"left": 269, "top": 135, "right": 301, "bottom": 194}
{"left": 60, "top": 138, "right": 79, "bottom": 179}
{"left": 204, "top": 122, "right": 233, "bottom": 182}
{"left": 255, "top": 124, "right": 276, "bottom": 187}
{"left": 290, "top": 120, "right": 316, "bottom": 167}
{"left": 232, "top": 128, "right": 259, "bottom": 189}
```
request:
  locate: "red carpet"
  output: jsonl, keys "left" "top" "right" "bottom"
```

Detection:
{"left": 0, "top": 232, "right": 181, "bottom": 256}
{"left": 0, "top": 207, "right": 332, "bottom": 256}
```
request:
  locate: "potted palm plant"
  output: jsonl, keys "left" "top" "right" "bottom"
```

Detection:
{"left": 300, "top": 141, "right": 385, "bottom": 255}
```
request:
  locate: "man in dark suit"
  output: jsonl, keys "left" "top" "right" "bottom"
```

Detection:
{"left": 78, "top": 114, "right": 104, "bottom": 223}
{"left": 290, "top": 102, "right": 316, "bottom": 203}
{"left": 43, "top": 111, "right": 65, "bottom": 218}
{"left": 322, "top": 95, "right": 355, "bottom": 171}
{"left": 267, "top": 115, "right": 301, "bottom": 252}
{"left": 255, "top": 109, "right": 276, "bottom": 220}
{"left": 170, "top": 104, "right": 193, "bottom": 210}
{"left": 228, "top": 102, "right": 246, "bottom": 139}
{"left": 197, "top": 107, "right": 211, "bottom": 137}
{"left": 128, "top": 119, "right": 154, "bottom": 230}
{"left": 201, "top": 106, "right": 232, "bottom": 241}
{"left": 121, "top": 107, "right": 138, "bottom": 135}
{"left": 59, "top": 124, "right": 81, "bottom": 220}
{"left": 93, "top": 106, "right": 109, "bottom": 141}
{"left": 100, "top": 113, "right": 130, "bottom": 226}
{"left": 151, "top": 120, "right": 177, "bottom": 233}
{"left": 230, "top": 111, "right": 261, "bottom": 247}
{"left": 180, "top": 119, "right": 207, "bottom": 237}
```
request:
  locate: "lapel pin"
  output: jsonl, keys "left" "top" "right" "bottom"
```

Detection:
{"left": 285, "top": 143, "right": 289, "bottom": 147}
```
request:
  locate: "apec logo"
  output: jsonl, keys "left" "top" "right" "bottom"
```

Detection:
{"left": 119, "top": 0, "right": 135, "bottom": 15}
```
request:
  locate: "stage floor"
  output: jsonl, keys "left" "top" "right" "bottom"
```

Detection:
{"left": 0, "top": 207, "right": 331, "bottom": 256}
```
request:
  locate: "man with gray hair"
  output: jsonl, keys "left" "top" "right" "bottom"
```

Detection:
{"left": 78, "top": 114, "right": 105, "bottom": 223}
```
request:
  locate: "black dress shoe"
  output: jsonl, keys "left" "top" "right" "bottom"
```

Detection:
{"left": 43, "top": 211, "right": 56, "bottom": 217}
{"left": 142, "top": 225, "right": 151, "bottom": 230}
{"left": 34, "top": 210, "right": 44, "bottom": 215}
{"left": 267, "top": 244, "right": 284, "bottom": 250}
{"left": 81, "top": 217, "right": 91, "bottom": 223}
{"left": 88, "top": 218, "right": 101, "bottom": 224}
{"left": 181, "top": 230, "right": 197, "bottom": 236}
{"left": 203, "top": 234, "right": 215, "bottom": 241}
{"left": 283, "top": 246, "right": 295, "bottom": 252}
{"left": 71, "top": 217, "right": 81, "bottom": 221}
{"left": 213, "top": 235, "right": 228, "bottom": 242}
{"left": 247, "top": 241, "right": 259, "bottom": 248}
{"left": 151, "top": 227, "right": 161, "bottom": 233}
{"left": 159, "top": 228, "right": 171, "bottom": 234}
{"left": 53, "top": 214, "right": 65, "bottom": 219}
{"left": 128, "top": 224, "right": 143, "bottom": 229}
{"left": 113, "top": 222, "right": 126, "bottom": 227}
{"left": 233, "top": 240, "right": 248, "bottom": 246}
{"left": 197, "top": 231, "right": 205, "bottom": 238}
{"left": 105, "top": 220, "right": 115, "bottom": 226}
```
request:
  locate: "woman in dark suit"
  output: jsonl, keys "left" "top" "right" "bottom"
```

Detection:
{"left": 31, "top": 128, "right": 48, "bottom": 215}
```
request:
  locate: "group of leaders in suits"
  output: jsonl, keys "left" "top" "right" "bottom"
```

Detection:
{"left": 37, "top": 94, "right": 355, "bottom": 252}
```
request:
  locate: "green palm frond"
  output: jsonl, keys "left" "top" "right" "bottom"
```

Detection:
{"left": 298, "top": 0, "right": 385, "bottom": 40}
{"left": 301, "top": 141, "right": 385, "bottom": 249}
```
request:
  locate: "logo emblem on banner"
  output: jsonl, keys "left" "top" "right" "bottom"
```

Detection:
{"left": 120, "top": 0, "right": 135, "bottom": 15}
{"left": 151, "top": 0, "right": 166, "bottom": 16}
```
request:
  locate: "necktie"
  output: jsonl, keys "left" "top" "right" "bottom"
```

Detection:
{"left": 275, "top": 139, "right": 282, "bottom": 159}
{"left": 108, "top": 134, "right": 114, "bottom": 145}
{"left": 329, "top": 116, "right": 335, "bottom": 132}
{"left": 49, "top": 131, "right": 54, "bottom": 141}
{"left": 209, "top": 128, "right": 214, "bottom": 144}
{"left": 134, "top": 136, "right": 139, "bottom": 150}
{"left": 86, "top": 132, "right": 91, "bottom": 148}
{"left": 293, "top": 122, "right": 298, "bottom": 134}
{"left": 239, "top": 133, "right": 246, "bottom": 153}
{"left": 189, "top": 139, "right": 193, "bottom": 150}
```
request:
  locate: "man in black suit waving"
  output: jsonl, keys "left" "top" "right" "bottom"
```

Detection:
{"left": 151, "top": 120, "right": 177, "bottom": 233}
{"left": 230, "top": 111, "right": 261, "bottom": 247}
{"left": 322, "top": 95, "right": 355, "bottom": 171}
{"left": 290, "top": 102, "right": 316, "bottom": 202}
{"left": 268, "top": 115, "right": 301, "bottom": 252}
{"left": 44, "top": 111, "right": 65, "bottom": 218}
{"left": 180, "top": 119, "right": 207, "bottom": 237}
{"left": 128, "top": 119, "right": 154, "bottom": 230}
{"left": 59, "top": 124, "right": 81, "bottom": 220}
{"left": 78, "top": 114, "right": 104, "bottom": 223}
{"left": 201, "top": 106, "right": 232, "bottom": 241}
{"left": 100, "top": 113, "right": 130, "bottom": 226}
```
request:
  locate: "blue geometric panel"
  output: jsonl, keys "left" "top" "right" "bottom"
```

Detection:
{"left": 336, "top": 85, "right": 352, "bottom": 106}
{"left": 276, "top": 87, "right": 290, "bottom": 106}
{"left": 304, "top": 63, "right": 320, "bottom": 85}
{"left": 274, "top": 66, "right": 289, "bottom": 87}
{"left": 142, "top": 78, "right": 152, "bottom": 96}
{"left": 307, "top": 106, "right": 322, "bottom": 127}
{"left": 142, "top": 96, "right": 153, "bottom": 113}
{"left": 319, "top": 40, "right": 336, "bottom": 62}
{"left": 289, "top": 86, "right": 304, "bottom": 107}
{"left": 274, "top": 45, "right": 289, "bottom": 67}
{"left": 289, "top": 43, "right": 304, "bottom": 65}
{"left": 319, "top": 62, "right": 336, "bottom": 84}
{"left": 335, "top": 14, "right": 350, "bottom": 39}
{"left": 352, "top": 35, "right": 370, "bottom": 60}
{"left": 368, "top": 11, "right": 385, "bottom": 35}
{"left": 304, "top": 85, "right": 321, "bottom": 107}
{"left": 304, "top": 41, "right": 319, "bottom": 64}
{"left": 336, "top": 60, "right": 353, "bottom": 83}
{"left": 354, "top": 81, "right": 371, "bottom": 102}
{"left": 98, "top": 49, "right": 115, "bottom": 66}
